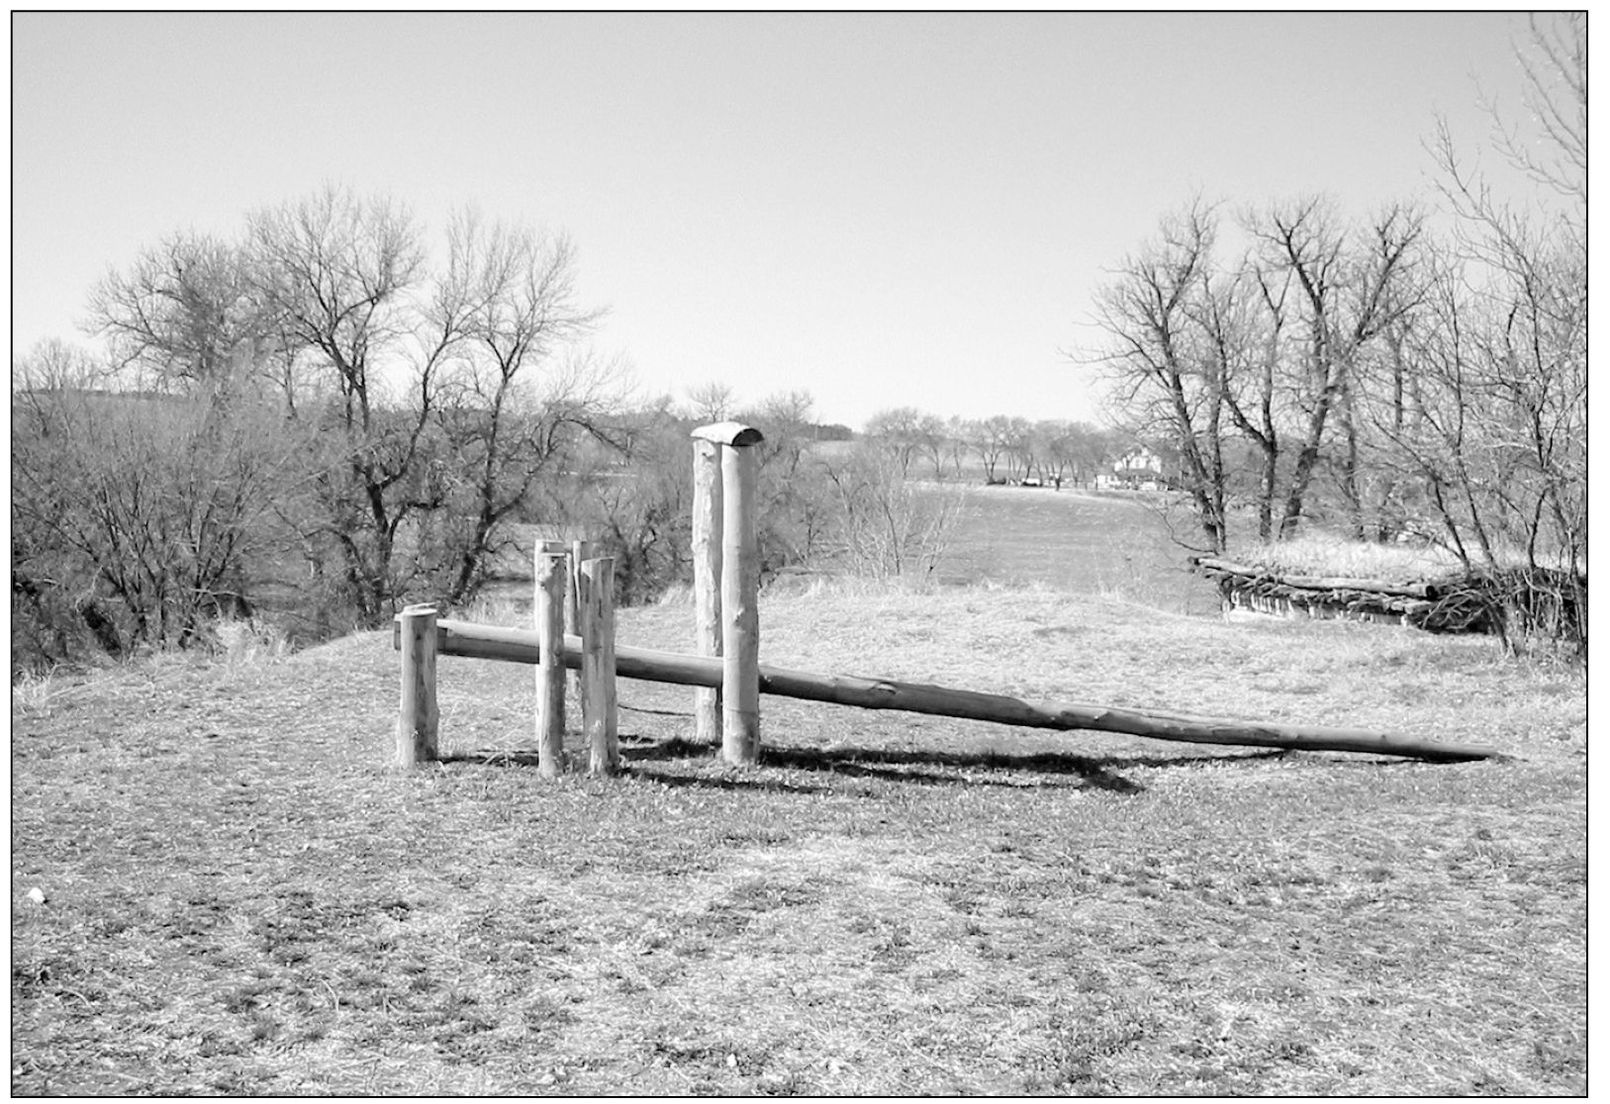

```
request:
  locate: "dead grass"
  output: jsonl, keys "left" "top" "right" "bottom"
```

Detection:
{"left": 928, "top": 485, "right": 1221, "bottom": 616}
{"left": 1227, "top": 532, "right": 1468, "bottom": 585}
{"left": 10, "top": 583, "right": 1585, "bottom": 1096}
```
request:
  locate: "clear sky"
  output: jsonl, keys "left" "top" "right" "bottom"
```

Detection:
{"left": 10, "top": 11, "right": 1542, "bottom": 430}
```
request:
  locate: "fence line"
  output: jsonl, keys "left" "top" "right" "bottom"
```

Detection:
{"left": 392, "top": 421, "right": 1503, "bottom": 770}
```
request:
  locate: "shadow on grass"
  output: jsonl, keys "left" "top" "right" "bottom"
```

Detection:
{"left": 436, "top": 745, "right": 834, "bottom": 796}
{"left": 442, "top": 739, "right": 1294, "bottom": 797}
{"left": 756, "top": 744, "right": 1148, "bottom": 794}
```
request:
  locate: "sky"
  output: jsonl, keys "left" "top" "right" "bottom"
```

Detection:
{"left": 10, "top": 11, "right": 1549, "bottom": 431}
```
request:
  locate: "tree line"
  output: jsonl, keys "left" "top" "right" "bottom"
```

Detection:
{"left": 1081, "top": 15, "right": 1584, "bottom": 648}
{"left": 10, "top": 197, "right": 965, "bottom": 672}
{"left": 12, "top": 17, "right": 1582, "bottom": 667}
{"left": 857, "top": 408, "right": 1133, "bottom": 487}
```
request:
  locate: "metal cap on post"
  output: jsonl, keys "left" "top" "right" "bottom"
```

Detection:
{"left": 690, "top": 422, "right": 764, "bottom": 766}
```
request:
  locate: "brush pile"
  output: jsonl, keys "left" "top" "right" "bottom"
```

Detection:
{"left": 1192, "top": 556, "right": 1585, "bottom": 647}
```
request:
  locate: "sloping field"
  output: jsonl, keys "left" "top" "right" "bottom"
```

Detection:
{"left": 10, "top": 584, "right": 1586, "bottom": 1095}
{"left": 933, "top": 485, "right": 1222, "bottom": 616}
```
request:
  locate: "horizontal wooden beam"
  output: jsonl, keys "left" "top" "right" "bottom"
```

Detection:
{"left": 392, "top": 618, "right": 1504, "bottom": 764}
{"left": 1193, "top": 556, "right": 1438, "bottom": 599}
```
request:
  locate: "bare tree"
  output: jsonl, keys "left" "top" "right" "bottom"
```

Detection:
{"left": 863, "top": 406, "right": 926, "bottom": 477}
{"left": 247, "top": 186, "right": 451, "bottom": 624}
{"left": 965, "top": 416, "right": 1015, "bottom": 484}
{"left": 1245, "top": 197, "right": 1424, "bottom": 539}
{"left": 1089, "top": 200, "right": 1229, "bottom": 551}
{"left": 87, "top": 231, "right": 278, "bottom": 405}
{"left": 1191, "top": 258, "right": 1285, "bottom": 540}
{"left": 757, "top": 391, "right": 845, "bottom": 573}
{"left": 941, "top": 415, "right": 971, "bottom": 479}
{"left": 12, "top": 356, "right": 306, "bottom": 661}
{"left": 817, "top": 444, "right": 959, "bottom": 580}
{"left": 1389, "top": 13, "right": 1586, "bottom": 646}
{"left": 685, "top": 380, "right": 736, "bottom": 423}
{"left": 426, "top": 211, "right": 604, "bottom": 606}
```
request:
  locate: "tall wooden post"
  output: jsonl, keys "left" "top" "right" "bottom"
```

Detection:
{"left": 691, "top": 422, "right": 765, "bottom": 766}
{"left": 396, "top": 604, "right": 439, "bottom": 767}
{"left": 722, "top": 440, "right": 762, "bottom": 763}
{"left": 580, "top": 556, "right": 620, "bottom": 776}
{"left": 534, "top": 550, "right": 568, "bottom": 777}
{"left": 691, "top": 437, "right": 723, "bottom": 745}
{"left": 568, "top": 539, "right": 592, "bottom": 701}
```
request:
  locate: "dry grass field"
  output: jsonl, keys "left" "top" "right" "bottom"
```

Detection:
{"left": 10, "top": 561, "right": 1586, "bottom": 1094}
{"left": 934, "top": 484, "right": 1223, "bottom": 616}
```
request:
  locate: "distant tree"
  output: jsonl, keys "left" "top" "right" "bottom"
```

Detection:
{"left": 816, "top": 444, "right": 960, "bottom": 580}
{"left": 1000, "top": 416, "right": 1034, "bottom": 481}
{"left": 742, "top": 389, "right": 840, "bottom": 573}
{"left": 685, "top": 380, "right": 736, "bottom": 423}
{"left": 575, "top": 406, "right": 695, "bottom": 605}
{"left": 1089, "top": 200, "right": 1230, "bottom": 551}
{"left": 1066, "top": 423, "right": 1121, "bottom": 485}
{"left": 87, "top": 230, "right": 279, "bottom": 407}
{"left": 742, "top": 389, "right": 816, "bottom": 478}
{"left": 863, "top": 406, "right": 926, "bottom": 477}
{"left": 965, "top": 415, "right": 1015, "bottom": 483}
{"left": 912, "top": 412, "right": 950, "bottom": 479}
{"left": 11, "top": 337, "right": 109, "bottom": 395}
{"left": 423, "top": 211, "right": 603, "bottom": 606}
{"left": 941, "top": 415, "right": 971, "bottom": 478}
{"left": 1035, "top": 420, "right": 1080, "bottom": 484}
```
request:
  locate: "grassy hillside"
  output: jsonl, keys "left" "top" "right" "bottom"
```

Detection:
{"left": 11, "top": 583, "right": 1585, "bottom": 1095}
{"left": 934, "top": 485, "right": 1222, "bottom": 616}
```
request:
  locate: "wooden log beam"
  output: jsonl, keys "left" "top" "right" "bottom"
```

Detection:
{"left": 395, "top": 618, "right": 1505, "bottom": 764}
{"left": 1193, "top": 557, "right": 1438, "bottom": 600}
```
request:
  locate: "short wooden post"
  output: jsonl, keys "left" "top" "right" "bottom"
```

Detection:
{"left": 580, "top": 556, "right": 620, "bottom": 776}
{"left": 535, "top": 550, "right": 568, "bottom": 777}
{"left": 396, "top": 604, "right": 439, "bottom": 767}
{"left": 691, "top": 437, "right": 723, "bottom": 745}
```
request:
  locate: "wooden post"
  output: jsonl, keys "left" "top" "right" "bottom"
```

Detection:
{"left": 687, "top": 423, "right": 767, "bottom": 766}
{"left": 535, "top": 550, "right": 568, "bottom": 777}
{"left": 691, "top": 437, "right": 723, "bottom": 745}
{"left": 396, "top": 604, "right": 439, "bottom": 767}
{"left": 722, "top": 440, "right": 762, "bottom": 763}
{"left": 580, "top": 556, "right": 620, "bottom": 775}
{"left": 568, "top": 539, "right": 592, "bottom": 700}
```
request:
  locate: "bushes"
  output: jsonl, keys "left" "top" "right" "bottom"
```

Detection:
{"left": 11, "top": 384, "right": 308, "bottom": 673}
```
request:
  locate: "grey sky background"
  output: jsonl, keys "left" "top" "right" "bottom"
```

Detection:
{"left": 11, "top": 12, "right": 1544, "bottom": 429}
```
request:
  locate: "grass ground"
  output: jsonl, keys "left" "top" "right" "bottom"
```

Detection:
{"left": 10, "top": 578, "right": 1586, "bottom": 1095}
{"left": 929, "top": 483, "right": 1222, "bottom": 616}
